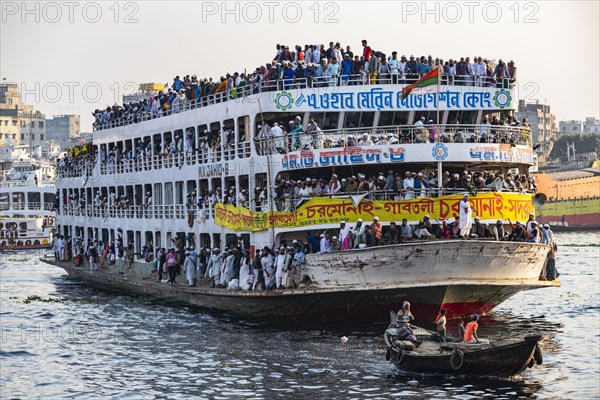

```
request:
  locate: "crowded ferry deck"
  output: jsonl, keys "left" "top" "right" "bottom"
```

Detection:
{"left": 49, "top": 42, "right": 558, "bottom": 320}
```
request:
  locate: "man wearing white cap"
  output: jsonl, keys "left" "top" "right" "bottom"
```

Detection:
{"left": 371, "top": 216, "right": 383, "bottom": 245}
{"left": 319, "top": 233, "right": 332, "bottom": 253}
{"left": 274, "top": 246, "right": 290, "bottom": 289}
{"left": 525, "top": 221, "right": 541, "bottom": 243}
{"left": 403, "top": 171, "right": 415, "bottom": 200}
{"left": 352, "top": 219, "right": 366, "bottom": 248}
{"left": 543, "top": 224, "right": 554, "bottom": 245}
{"left": 459, "top": 194, "right": 473, "bottom": 239}
{"left": 272, "top": 122, "right": 285, "bottom": 152}
{"left": 339, "top": 221, "right": 352, "bottom": 250}
{"left": 330, "top": 236, "right": 341, "bottom": 251}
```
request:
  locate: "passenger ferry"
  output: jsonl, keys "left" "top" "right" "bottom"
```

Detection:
{"left": 1, "top": 157, "right": 56, "bottom": 250}
{"left": 49, "top": 53, "right": 559, "bottom": 321}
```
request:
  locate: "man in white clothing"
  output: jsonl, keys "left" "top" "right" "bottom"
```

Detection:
{"left": 274, "top": 246, "right": 289, "bottom": 289}
{"left": 403, "top": 172, "right": 415, "bottom": 200}
{"left": 352, "top": 219, "right": 366, "bottom": 248}
{"left": 272, "top": 122, "right": 285, "bottom": 152}
{"left": 319, "top": 233, "right": 332, "bottom": 253}
{"left": 459, "top": 194, "right": 473, "bottom": 239}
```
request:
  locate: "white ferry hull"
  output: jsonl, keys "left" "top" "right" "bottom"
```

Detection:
{"left": 41, "top": 241, "right": 557, "bottom": 321}
{"left": 304, "top": 240, "right": 548, "bottom": 287}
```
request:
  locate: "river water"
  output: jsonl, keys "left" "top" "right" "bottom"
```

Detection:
{"left": 1, "top": 232, "right": 598, "bottom": 399}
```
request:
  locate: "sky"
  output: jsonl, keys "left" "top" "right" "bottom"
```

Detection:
{"left": 1, "top": 0, "right": 599, "bottom": 130}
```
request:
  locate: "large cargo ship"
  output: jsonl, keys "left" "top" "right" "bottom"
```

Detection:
{"left": 46, "top": 49, "right": 558, "bottom": 321}
{"left": 535, "top": 170, "right": 600, "bottom": 230}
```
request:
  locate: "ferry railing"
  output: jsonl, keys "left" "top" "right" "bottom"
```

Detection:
{"left": 269, "top": 186, "right": 534, "bottom": 212}
{"left": 53, "top": 183, "right": 534, "bottom": 219}
{"left": 0, "top": 180, "right": 56, "bottom": 188}
{"left": 92, "top": 73, "right": 514, "bottom": 132}
{"left": 63, "top": 124, "right": 531, "bottom": 179}
{"left": 254, "top": 124, "right": 532, "bottom": 154}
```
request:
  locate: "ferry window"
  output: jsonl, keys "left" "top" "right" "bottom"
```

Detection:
{"left": 175, "top": 182, "right": 184, "bottom": 204}
{"left": 197, "top": 124, "right": 208, "bottom": 144}
{"left": 12, "top": 193, "right": 25, "bottom": 209}
{"left": 0, "top": 193, "right": 8, "bottom": 210}
{"left": 446, "top": 110, "right": 477, "bottom": 125}
{"left": 309, "top": 112, "right": 339, "bottom": 130}
{"left": 238, "top": 116, "right": 249, "bottom": 142}
{"left": 379, "top": 112, "right": 409, "bottom": 127}
{"left": 28, "top": 193, "right": 41, "bottom": 210}
{"left": 344, "top": 112, "right": 375, "bottom": 129}
{"left": 412, "top": 111, "right": 437, "bottom": 124}
{"left": 44, "top": 193, "right": 55, "bottom": 208}
{"left": 164, "top": 183, "right": 173, "bottom": 205}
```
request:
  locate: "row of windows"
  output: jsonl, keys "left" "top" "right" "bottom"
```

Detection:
{"left": 0, "top": 120, "right": 44, "bottom": 127}
{"left": 0, "top": 133, "right": 44, "bottom": 141}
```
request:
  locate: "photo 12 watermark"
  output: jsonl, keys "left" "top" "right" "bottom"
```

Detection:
{"left": 199, "top": 1, "right": 340, "bottom": 23}
{"left": 400, "top": 1, "right": 540, "bottom": 23}
{"left": 1, "top": 1, "right": 140, "bottom": 23}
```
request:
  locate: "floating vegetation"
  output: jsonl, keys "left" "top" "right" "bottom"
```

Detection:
{"left": 128, "top": 295, "right": 155, "bottom": 303}
{"left": 560, "top": 243, "right": 600, "bottom": 247}
{"left": 23, "top": 295, "right": 67, "bottom": 304}
{"left": 70, "top": 297, "right": 108, "bottom": 304}
{"left": 8, "top": 257, "right": 29, "bottom": 262}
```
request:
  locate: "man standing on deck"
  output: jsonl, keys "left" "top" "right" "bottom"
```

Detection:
{"left": 319, "top": 233, "right": 332, "bottom": 253}
{"left": 339, "top": 221, "right": 352, "bottom": 250}
{"left": 459, "top": 194, "right": 473, "bottom": 239}
{"left": 206, "top": 249, "right": 222, "bottom": 288}
{"left": 183, "top": 250, "right": 197, "bottom": 287}
{"left": 352, "top": 219, "right": 366, "bottom": 248}
{"left": 275, "top": 246, "right": 290, "bottom": 289}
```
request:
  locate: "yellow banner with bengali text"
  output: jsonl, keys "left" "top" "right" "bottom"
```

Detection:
{"left": 214, "top": 193, "right": 534, "bottom": 232}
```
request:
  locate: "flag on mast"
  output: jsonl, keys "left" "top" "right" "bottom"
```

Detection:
{"left": 401, "top": 68, "right": 440, "bottom": 99}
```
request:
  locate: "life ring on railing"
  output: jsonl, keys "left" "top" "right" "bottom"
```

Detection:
{"left": 450, "top": 349, "right": 465, "bottom": 370}
{"left": 534, "top": 345, "right": 543, "bottom": 365}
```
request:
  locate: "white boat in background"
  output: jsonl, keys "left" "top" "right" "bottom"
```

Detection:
{"left": 1, "top": 156, "right": 56, "bottom": 250}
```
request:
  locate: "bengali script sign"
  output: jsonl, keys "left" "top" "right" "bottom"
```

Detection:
{"left": 291, "top": 87, "right": 501, "bottom": 111}
{"left": 214, "top": 193, "right": 534, "bottom": 232}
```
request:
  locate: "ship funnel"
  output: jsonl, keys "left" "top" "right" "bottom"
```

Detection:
{"left": 533, "top": 193, "right": 547, "bottom": 206}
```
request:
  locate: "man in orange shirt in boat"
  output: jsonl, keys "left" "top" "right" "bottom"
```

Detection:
{"left": 464, "top": 314, "right": 489, "bottom": 344}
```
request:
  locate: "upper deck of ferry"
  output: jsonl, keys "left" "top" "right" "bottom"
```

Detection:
{"left": 59, "top": 66, "right": 530, "bottom": 182}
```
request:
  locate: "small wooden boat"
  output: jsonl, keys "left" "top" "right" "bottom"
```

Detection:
{"left": 384, "top": 312, "right": 543, "bottom": 377}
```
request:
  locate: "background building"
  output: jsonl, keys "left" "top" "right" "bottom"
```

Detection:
{"left": 516, "top": 100, "right": 557, "bottom": 166}
{"left": 45, "top": 114, "right": 81, "bottom": 149}
{"left": 0, "top": 83, "right": 46, "bottom": 150}
{"left": 583, "top": 117, "right": 600, "bottom": 135}
{"left": 559, "top": 120, "right": 583, "bottom": 134}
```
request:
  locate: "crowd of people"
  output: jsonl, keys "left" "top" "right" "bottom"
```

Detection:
{"left": 55, "top": 167, "right": 538, "bottom": 220}
{"left": 267, "top": 169, "right": 537, "bottom": 212}
{"left": 91, "top": 40, "right": 516, "bottom": 130}
{"left": 256, "top": 114, "right": 530, "bottom": 155}
{"left": 142, "top": 205, "right": 559, "bottom": 292}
